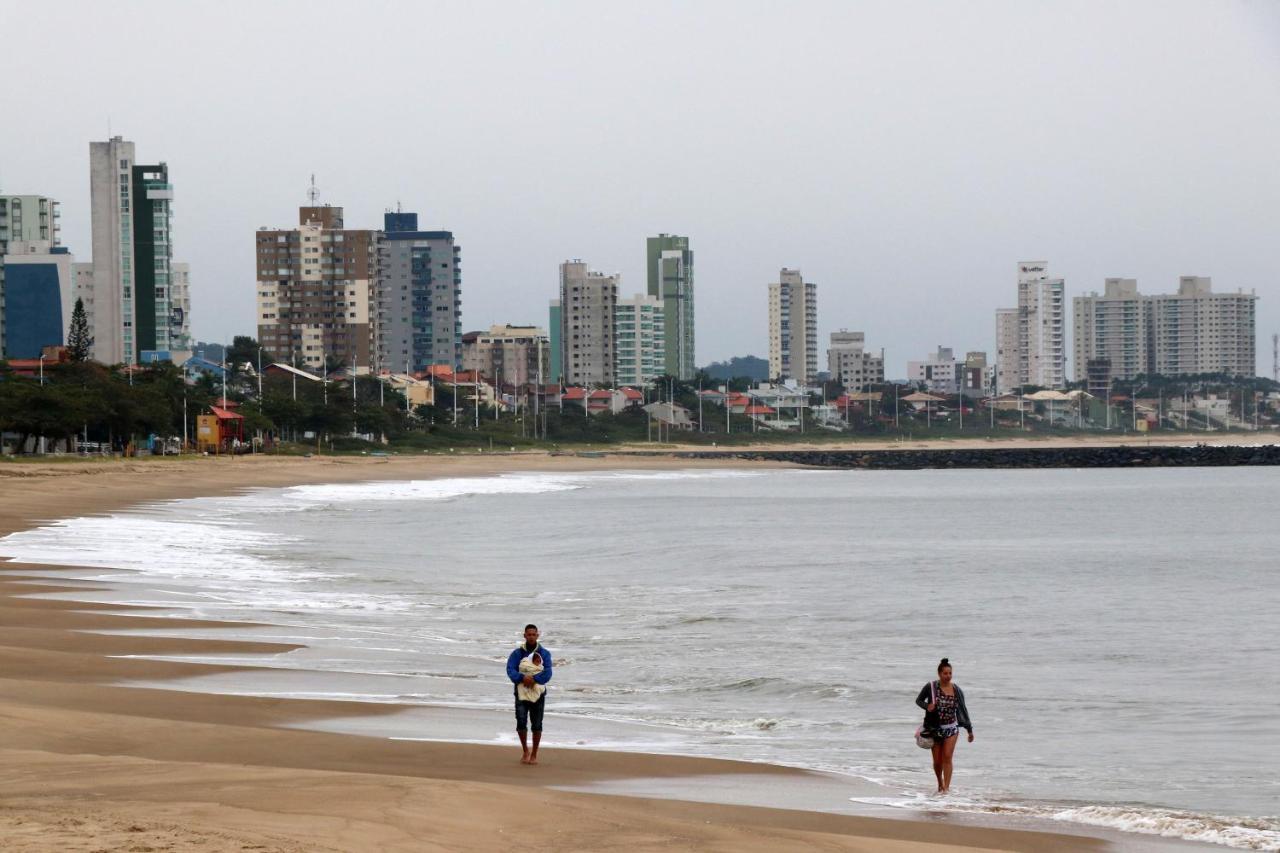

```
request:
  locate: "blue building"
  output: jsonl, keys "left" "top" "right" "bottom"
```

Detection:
{"left": 1, "top": 243, "right": 74, "bottom": 360}
{"left": 183, "top": 355, "right": 226, "bottom": 379}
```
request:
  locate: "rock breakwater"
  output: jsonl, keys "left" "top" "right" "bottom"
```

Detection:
{"left": 662, "top": 443, "right": 1280, "bottom": 470}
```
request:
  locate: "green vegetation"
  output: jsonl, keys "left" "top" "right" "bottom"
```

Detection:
{"left": 3, "top": 351, "right": 1275, "bottom": 457}
{"left": 66, "top": 299, "right": 93, "bottom": 363}
{"left": 700, "top": 355, "right": 768, "bottom": 383}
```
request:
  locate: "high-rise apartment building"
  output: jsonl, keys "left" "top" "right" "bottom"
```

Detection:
{"left": 994, "top": 308, "right": 1019, "bottom": 394}
{"left": 558, "top": 260, "right": 618, "bottom": 386}
{"left": 646, "top": 234, "right": 694, "bottom": 379}
{"left": 255, "top": 205, "right": 375, "bottom": 372}
{"left": 548, "top": 299, "right": 562, "bottom": 382}
{"left": 827, "top": 330, "right": 883, "bottom": 390}
{"left": 169, "top": 262, "right": 192, "bottom": 355}
{"left": 768, "top": 268, "right": 817, "bottom": 383}
{"left": 1148, "top": 277, "right": 1256, "bottom": 377}
{"left": 1073, "top": 276, "right": 1258, "bottom": 379}
{"left": 1072, "top": 278, "right": 1145, "bottom": 381}
{"left": 461, "top": 325, "right": 548, "bottom": 387}
{"left": 374, "top": 212, "right": 461, "bottom": 373}
{"left": 995, "top": 261, "right": 1065, "bottom": 392}
{"left": 85, "top": 137, "right": 183, "bottom": 364}
{"left": 0, "top": 194, "right": 62, "bottom": 356}
{"left": 615, "top": 293, "right": 666, "bottom": 387}
{"left": 0, "top": 195, "right": 60, "bottom": 247}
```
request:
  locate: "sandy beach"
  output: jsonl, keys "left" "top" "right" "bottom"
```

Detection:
{"left": 0, "top": 446, "right": 1230, "bottom": 851}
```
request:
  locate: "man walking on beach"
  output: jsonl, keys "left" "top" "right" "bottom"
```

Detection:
{"left": 506, "top": 624, "right": 552, "bottom": 765}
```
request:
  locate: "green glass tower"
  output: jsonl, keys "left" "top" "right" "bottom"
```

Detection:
{"left": 646, "top": 234, "right": 694, "bottom": 379}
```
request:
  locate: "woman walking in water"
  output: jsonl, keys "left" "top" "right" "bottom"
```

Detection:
{"left": 916, "top": 658, "right": 974, "bottom": 793}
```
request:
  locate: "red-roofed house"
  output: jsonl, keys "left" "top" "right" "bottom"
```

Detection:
{"left": 562, "top": 387, "right": 645, "bottom": 415}
{"left": 420, "top": 364, "right": 456, "bottom": 383}
{"left": 4, "top": 345, "right": 69, "bottom": 379}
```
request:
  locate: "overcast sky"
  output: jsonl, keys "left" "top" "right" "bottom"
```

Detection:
{"left": 3, "top": 1, "right": 1278, "bottom": 376}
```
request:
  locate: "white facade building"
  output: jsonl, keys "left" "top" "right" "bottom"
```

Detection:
{"left": 1147, "top": 277, "right": 1257, "bottom": 377}
{"left": 1073, "top": 276, "right": 1258, "bottom": 379}
{"left": 461, "top": 324, "right": 549, "bottom": 387}
{"left": 827, "top": 330, "right": 884, "bottom": 390}
{"left": 615, "top": 293, "right": 665, "bottom": 387}
{"left": 995, "top": 308, "right": 1019, "bottom": 393}
{"left": 768, "top": 267, "right": 817, "bottom": 383}
{"left": 85, "top": 137, "right": 180, "bottom": 364}
{"left": 908, "top": 346, "right": 962, "bottom": 394}
{"left": 559, "top": 260, "right": 618, "bottom": 386}
{"left": 995, "top": 261, "right": 1065, "bottom": 391}
{"left": 86, "top": 137, "right": 131, "bottom": 365}
{"left": 1072, "top": 278, "right": 1145, "bottom": 381}
{"left": 169, "top": 262, "right": 192, "bottom": 357}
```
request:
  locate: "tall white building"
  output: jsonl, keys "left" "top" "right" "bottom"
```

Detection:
{"left": 827, "top": 330, "right": 883, "bottom": 390}
{"left": 615, "top": 293, "right": 665, "bottom": 387}
{"left": 559, "top": 260, "right": 618, "bottom": 386}
{"left": 169, "top": 262, "right": 192, "bottom": 357}
{"left": 995, "top": 261, "right": 1065, "bottom": 392}
{"left": 85, "top": 137, "right": 181, "bottom": 364}
{"left": 1073, "top": 276, "right": 1258, "bottom": 380}
{"left": 1148, "top": 277, "right": 1257, "bottom": 376}
{"left": 768, "top": 268, "right": 817, "bottom": 383}
{"left": 994, "top": 308, "right": 1019, "bottom": 393}
{"left": 1072, "top": 278, "right": 1145, "bottom": 381}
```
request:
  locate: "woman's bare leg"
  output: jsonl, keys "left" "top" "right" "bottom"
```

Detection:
{"left": 931, "top": 741, "right": 944, "bottom": 792}
{"left": 941, "top": 734, "right": 959, "bottom": 792}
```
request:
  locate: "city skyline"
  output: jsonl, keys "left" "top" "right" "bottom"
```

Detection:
{"left": 3, "top": 2, "right": 1277, "bottom": 375}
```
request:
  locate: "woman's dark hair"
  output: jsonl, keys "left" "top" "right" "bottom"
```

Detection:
{"left": 937, "top": 658, "right": 952, "bottom": 673}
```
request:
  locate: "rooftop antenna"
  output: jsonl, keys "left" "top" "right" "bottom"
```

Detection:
{"left": 307, "top": 174, "right": 320, "bottom": 206}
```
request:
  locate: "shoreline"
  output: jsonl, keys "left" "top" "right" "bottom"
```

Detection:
{"left": 0, "top": 454, "right": 1208, "bottom": 850}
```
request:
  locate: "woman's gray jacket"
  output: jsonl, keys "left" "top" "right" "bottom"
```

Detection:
{"left": 915, "top": 681, "right": 973, "bottom": 733}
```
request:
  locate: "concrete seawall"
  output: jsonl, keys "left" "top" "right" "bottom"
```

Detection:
{"left": 652, "top": 443, "right": 1280, "bottom": 470}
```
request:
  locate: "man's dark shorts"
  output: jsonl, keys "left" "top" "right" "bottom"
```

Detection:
{"left": 515, "top": 693, "right": 545, "bottom": 732}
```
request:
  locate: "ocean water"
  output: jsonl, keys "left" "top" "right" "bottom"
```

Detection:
{"left": 3, "top": 467, "right": 1277, "bottom": 850}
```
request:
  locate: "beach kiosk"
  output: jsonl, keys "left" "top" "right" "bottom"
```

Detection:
{"left": 197, "top": 401, "right": 245, "bottom": 453}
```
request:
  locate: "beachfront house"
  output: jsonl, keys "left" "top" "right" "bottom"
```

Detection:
{"left": 747, "top": 383, "right": 810, "bottom": 429}
{"left": 561, "top": 387, "right": 644, "bottom": 415}
{"left": 643, "top": 401, "right": 695, "bottom": 430}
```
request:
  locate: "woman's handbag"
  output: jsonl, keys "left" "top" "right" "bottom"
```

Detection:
{"left": 914, "top": 680, "right": 936, "bottom": 749}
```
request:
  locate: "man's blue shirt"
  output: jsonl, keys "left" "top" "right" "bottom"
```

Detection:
{"left": 506, "top": 644, "right": 553, "bottom": 693}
